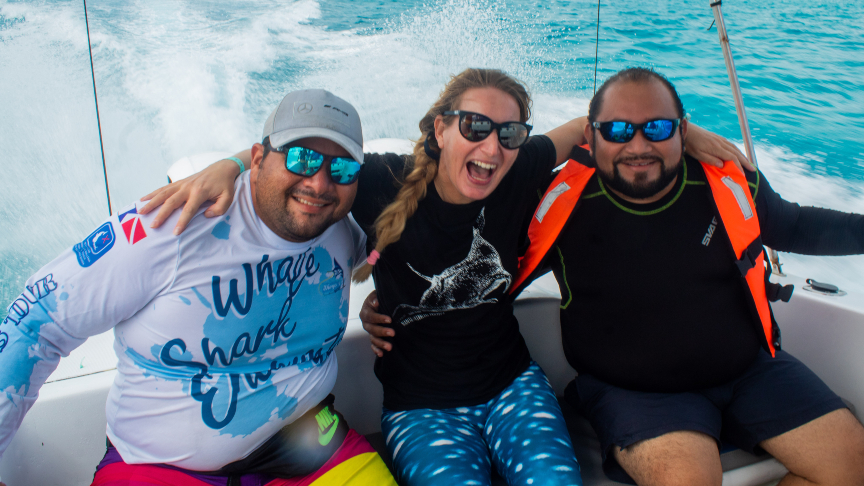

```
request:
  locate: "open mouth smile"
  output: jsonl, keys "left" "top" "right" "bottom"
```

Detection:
{"left": 467, "top": 160, "right": 497, "bottom": 183}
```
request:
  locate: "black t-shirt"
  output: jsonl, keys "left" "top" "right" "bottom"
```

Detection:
{"left": 351, "top": 136, "right": 558, "bottom": 410}
{"left": 546, "top": 149, "right": 864, "bottom": 393}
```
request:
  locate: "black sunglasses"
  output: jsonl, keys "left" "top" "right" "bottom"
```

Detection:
{"left": 443, "top": 111, "right": 532, "bottom": 150}
{"left": 266, "top": 141, "right": 362, "bottom": 185}
{"left": 592, "top": 119, "right": 681, "bottom": 143}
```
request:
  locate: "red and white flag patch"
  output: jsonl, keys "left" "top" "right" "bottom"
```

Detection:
{"left": 118, "top": 206, "right": 148, "bottom": 245}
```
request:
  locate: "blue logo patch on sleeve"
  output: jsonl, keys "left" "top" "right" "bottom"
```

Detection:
{"left": 74, "top": 222, "right": 116, "bottom": 267}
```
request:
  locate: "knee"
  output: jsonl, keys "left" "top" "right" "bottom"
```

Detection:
{"left": 614, "top": 434, "right": 723, "bottom": 486}
{"left": 806, "top": 420, "right": 864, "bottom": 485}
{"left": 674, "top": 471, "right": 722, "bottom": 486}
{"left": 804, "top": 461, "right": 864, "bottom": 486}
{"left": 825, "top": 435, "right": 864, "bottom": 485}
{"left": 632, "top": 464, "right": 721, "bottom": 486}
{"left": 510, "top": 462, "right": 582, "bottom": 486}
{"left": 525, "top": 475, "right": 582, "bottom": 486}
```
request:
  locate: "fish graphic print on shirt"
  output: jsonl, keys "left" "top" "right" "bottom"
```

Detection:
{"left": 394, "top": 209, "right": 512, "bottom": 325}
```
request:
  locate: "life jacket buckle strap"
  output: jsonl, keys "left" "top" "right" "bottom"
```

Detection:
{"left": 735, "top": 237, "right": 764, "bottom": 277}
{"left": 735, "top": 251, "right": 756, "bottom": 275}
{"left": 766, "top": 282, "right": 794, "bottom": 302}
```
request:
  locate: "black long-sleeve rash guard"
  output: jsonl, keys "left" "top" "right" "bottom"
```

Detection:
{"left": 352, "top": 136, "right": 558, "bottom": 411}
{"left": 758, "top": 179, "right": 864, "bottom": 255}
{"left": 545, "top": 148, "right": 864, "bottom": 393}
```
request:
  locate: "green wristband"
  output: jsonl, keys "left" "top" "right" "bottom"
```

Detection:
{"left": 226, "top": 156, "right": 245, "bottom": 173}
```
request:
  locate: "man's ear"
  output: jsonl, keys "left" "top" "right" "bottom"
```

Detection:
{"left": 680, "top": 118, "right": 688, "bottom": 142}
{"left": 584, "top": 122, "right": 595, "bottom": 157}
{"left": 250, "top": 143, "right": 265, "bottom": 170}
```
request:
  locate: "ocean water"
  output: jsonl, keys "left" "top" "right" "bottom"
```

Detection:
{"left": 1, "top": 0, "right": 862, "bottom": 306}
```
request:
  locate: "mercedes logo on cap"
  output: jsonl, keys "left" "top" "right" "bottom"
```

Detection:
{"left": 296, "top": 102, "right": 313, "bottom": 114}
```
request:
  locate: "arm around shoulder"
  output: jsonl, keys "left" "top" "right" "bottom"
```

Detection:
{"left": 351, "top": 153, "right": 407, "bottom": 236}
{"left": 685, "top": 123, "right": 755, "bottom": 172}
{"left": 543, "top": 117, "right": 589, "bottom": 165}
{"left": 139, "top": 149, "right": 250, "bottom": 235}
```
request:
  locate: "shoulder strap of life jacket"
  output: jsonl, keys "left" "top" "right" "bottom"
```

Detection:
{"left": 511, "top": 159, "right": 595, "bottom": 294}
{"left": 702, "top": 162, "right": 778, "bottom": 356}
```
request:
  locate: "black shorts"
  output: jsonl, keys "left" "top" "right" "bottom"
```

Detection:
{"left": 564, "top": 349, "right": 847, "bottom": 484}
{"left": 215, "top": 394, "right": 350, "bottom": 478}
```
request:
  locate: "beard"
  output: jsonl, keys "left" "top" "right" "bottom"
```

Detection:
{"left": 589, "top": 133, "right": 685, "bottom": 200}
{"left": 597, "top": 153, "right": 682, "bottom": 199}
{"left": 256, "top": 184, "right": 345, "bottom": 242}
{"left": 289, "top": 188, "right": 341, "bottom": 239}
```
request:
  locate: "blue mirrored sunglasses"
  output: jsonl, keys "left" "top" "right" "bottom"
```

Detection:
{"left": 592, "top": 118, "right": 681, "bottom": 143}
{"left": 269, "top": 143, "right": 362, "bottom": 185}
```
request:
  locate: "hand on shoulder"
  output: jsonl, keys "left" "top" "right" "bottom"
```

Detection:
{"left": 685, "top": 123, "right": 755, "bottom": 173}
{"left": 139, "top": 157, "right": 244, "bottom": 235}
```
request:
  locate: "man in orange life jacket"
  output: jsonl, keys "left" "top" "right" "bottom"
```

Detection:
{"left": 511, "top": 68, "right": 864, "bottom": 486}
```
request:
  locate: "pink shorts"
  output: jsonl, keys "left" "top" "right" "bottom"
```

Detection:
{"left": 91, "top": 429, "right": 394, "bottom": 486}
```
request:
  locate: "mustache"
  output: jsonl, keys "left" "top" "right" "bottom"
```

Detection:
{"left": 614, "top": 154, "right": 664, "bottom": 165}
{"left": 288, "top": 188, "right": 338, "bottom": 205}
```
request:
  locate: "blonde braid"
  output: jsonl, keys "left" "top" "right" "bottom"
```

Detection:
{"left": 352, "top": 68, "right": 531, "bottom": 283}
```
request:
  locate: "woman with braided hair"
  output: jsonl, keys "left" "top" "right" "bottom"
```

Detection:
{"left": 141, "top": 68, "right": 748, "bottom": 485}
{"left": 345, "top": 69, "right": 585, "bottom": 485}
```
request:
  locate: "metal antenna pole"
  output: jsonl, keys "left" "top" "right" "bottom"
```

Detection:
{"left": 709, "top": 1, "right": 757, "bottom": 167}
{"left": 709, "top": 1, "right": 784, "bottom": 275}
{"left": 593, "top": 0, "right": 600, "bottom": 94}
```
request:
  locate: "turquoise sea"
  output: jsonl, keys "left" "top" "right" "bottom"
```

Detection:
{"left": 1, "top": 0, "right": 862, "bottom": 305}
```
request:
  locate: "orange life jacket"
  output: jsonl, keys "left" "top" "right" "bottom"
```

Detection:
{"left": 512, "top": 155, "right": 782, "bottom": 356}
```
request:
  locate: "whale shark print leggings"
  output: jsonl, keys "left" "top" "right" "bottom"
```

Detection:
{"left": 381, "top": 362, "right": 582, "bottom": 486}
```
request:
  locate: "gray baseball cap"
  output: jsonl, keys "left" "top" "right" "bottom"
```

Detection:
{"left": 262, "top": 89, "right": 364, "bottom": 165}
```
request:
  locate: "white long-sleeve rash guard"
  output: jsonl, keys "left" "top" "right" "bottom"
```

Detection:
{"left": 0, "top": 171, "right": 366, "bottom": 470}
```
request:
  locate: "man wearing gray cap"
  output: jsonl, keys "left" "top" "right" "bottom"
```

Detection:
{"left": 0, "top": 89, "right": 397, "bottom": 485}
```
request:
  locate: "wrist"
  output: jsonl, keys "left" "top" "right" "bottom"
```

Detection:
{"left": 225, "top": 157, "right": 245, "bottom": 175}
